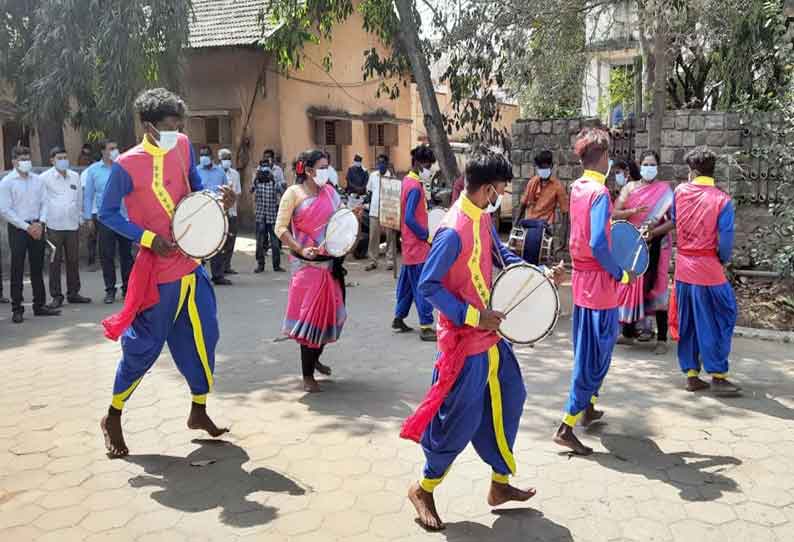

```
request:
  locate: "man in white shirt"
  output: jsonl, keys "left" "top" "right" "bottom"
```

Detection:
{"left": 0, "top": 146, "right": 61, "bottom": 323}
{"left": 365, "top": 154, "right": 395, "bottom": 272}
{"left": 219, "top": 148, "right": 242, "bottom": 275}
{"left": 41, "top": 146, "right": 92, "bottom": 308}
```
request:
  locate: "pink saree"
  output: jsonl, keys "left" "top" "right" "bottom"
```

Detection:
{"left": 616, "top": 181, "right": 674, "bottom": 324}
{"left": 282, "top": 185, "right": 347, "bottom": 347}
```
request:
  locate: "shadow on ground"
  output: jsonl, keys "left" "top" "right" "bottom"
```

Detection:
{"left": 443, "top": 509, "right": 573, "bottom": 542}
{"left": 124, "top": 439, "right": 305, "bottom": 528}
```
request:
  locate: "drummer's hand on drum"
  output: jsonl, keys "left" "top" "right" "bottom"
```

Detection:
{"left": 301, "top": 246, "right": 319, "bottom": 260}
{"left": 550, "top": 260, "right": 566, "bottom": 286}
{"left": 478, "top": 309, "right": 505, "bottom": 331}
{"left": 219, "top": 185, "right": 237, "bottom": 210}
{"left": 151, "top": 235, "right": 177, "bottom": 257}
{"left": 352, "top": 205, "right": 364, "bottom": 220}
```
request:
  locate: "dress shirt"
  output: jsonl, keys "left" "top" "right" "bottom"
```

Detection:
{"left": 366, "top": 170, "right": 383, "bottom": 218}
{"left": 40, "top": 167, "right": 83, "bottom": 231}
{"left": 224, "top": 167, "right": 242, "bottom": 217}
{"left": 0, "top": 169, "right": 47, "bottom": 230}
{"left": 84, "top": 160, "right": 126, "bottom": 219}
{"left": 197, "top": 163, "right": 227, "bottom": 192}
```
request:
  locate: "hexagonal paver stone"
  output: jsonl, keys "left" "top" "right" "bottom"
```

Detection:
{"left": 684, "top": 501, "right": 737, "bottom": 525}
{"left": 716, "top": 520, "right": 776, "bottom": 542}
{"left": 273, "top": 509, "right": 325, "bottom": 537}
{"left": 622, "top": 517, "right": 672, "bottom": 542}
{"left": 734, "top": 502, "right": 788, "bottom": 527}
{"left": 80, "top": 508, "right": 133, "bottom": 533}
{"left": 34, "top": 505, "right": 89, "bottom": 531}
{"left": 321, "top": 509, "right": 372, "bottom": 537}
{"left": 669, "top": 519, "right": 722, "bottom": 542}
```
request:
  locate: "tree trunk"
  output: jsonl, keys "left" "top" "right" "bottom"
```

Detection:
{"left": 393, "top": 0, "right": 460, "bottom": 183}
{"left": 649, "top": 27, "right": 668, "bottom": 150}
{"left": 35, "top": 118, "right": 65, "bottom": 165}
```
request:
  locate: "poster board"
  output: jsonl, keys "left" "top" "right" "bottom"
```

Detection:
{"left": 379, "top": 175, "right": 402, "bottom": 231}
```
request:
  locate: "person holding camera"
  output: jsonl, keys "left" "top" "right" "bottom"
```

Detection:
{"left": 252, "top": 151, "right": 286, "bottom": 273}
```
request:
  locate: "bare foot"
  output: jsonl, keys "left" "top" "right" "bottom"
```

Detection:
{"left": 187, "top": 403, "right": 229, "bottom": 437}
{"left": 553, "top": 423, "right": 593, "bottom": 456}
{"left": 581, "top": 405, "right": 604, "bottom": 427}
{"left": 101, "top": 413, "right": 129, "bottom": 458}
{"left": 487, "top": 481, "right": 536, "bottom": 507}
{"left": 303, "top": 377, "right": 322, "bottom": 393}
{"left": 686, "top": 376, "right": 710, "bottom": 392}
{"left": 711, "top": 377, "right": 741, "bottom": 395}
{"left": 408, "top": 481, "right": 445, "bottom": 531}
{"left": 315, "top": 361, "right": 332, "bottom": 376}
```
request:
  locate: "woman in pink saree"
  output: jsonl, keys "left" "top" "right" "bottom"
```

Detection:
{"left": 276, "top": 150, "right": 348, "bottom": 392}
{"left": 614, "top": 150, "right": 674, "bottom": 354}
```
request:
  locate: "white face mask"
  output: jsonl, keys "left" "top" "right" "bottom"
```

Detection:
{"left": 221, "top": 159, "right": 232, "bottom": 170}
{"left": 485, "top": 186, "right": 503, "bottom": 214}
{"left": 615, "top": 172, "right": 627, "bottom": 187}
{"left": 154, "top": 129, "right": 179, "bottom": 152}
{"left": 419, "top": 168, "right": 432, "bottom": 182}
{"left": 109, "top": 149, "right": 120, "bottom": 161}
{"left": 55, "top": 159, "right": 70, "bottom": 172}
{"left": 199, "top": 155, "right": 212, "bottom": 167}
{"left": 640, "top": 165, "right": 658, "bottom": 181}
{"left": 17, "top": 160, "right": 32, "bottom": 174}
{"left": 314, "top": 168, "right": 330, "bottom": 187}
{"left": 538, "top": 168, "right": 552, "bottom": 180}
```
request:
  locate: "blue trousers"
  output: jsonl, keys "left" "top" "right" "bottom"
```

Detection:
{"left": 420, "top": 341, "right": 526, "bottom": 491}
{"left": 111, "top": 266, "right": 219, "bottom": 409}
{"left": 564, "top": 306, "right": 618, "bottom": 426}
{"left": 676, "top": 281, "right": 736, "bottom": 377}
{"left": 395, "top": 262, "right": 434, "bottom": 327}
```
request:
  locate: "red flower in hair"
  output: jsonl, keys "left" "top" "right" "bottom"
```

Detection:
{"left": 296, "top": 160, "right": 305, "bottom": 175}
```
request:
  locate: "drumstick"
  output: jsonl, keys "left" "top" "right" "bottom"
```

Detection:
{"left": 174, "top": 197, "right": 214, "bottom": 224}
{"left": 503, "top": 279, "right": 547, "bottom": 317}
{"left": 630, "top": 238, "right": 644, "bottom": 273}
{"left": 175, "top": 224, "right": 192, "bottom": 242}
{"left": 311, "top": 208, "right": 353, "bottom": 232}
{"left": 501, "top": 272, "right": 536, "bottom": 314}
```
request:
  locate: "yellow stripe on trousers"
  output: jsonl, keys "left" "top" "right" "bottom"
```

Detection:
{"left": 487, "top": 345, "right": 516, "bottom": 475}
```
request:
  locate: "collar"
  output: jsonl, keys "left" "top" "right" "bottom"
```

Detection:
{"left": 407, "top": 170, "right": 421, "bottom": 181}
{"left": 693, "top": 176, "right": 715, "bottom": 186}
{"left": 141, "top": 136, "right": 168, "bottom": 157}
{"left": 460, "top": 194, "right": 484, "bottom": 221}
{"left": 581, "top": 169, "right": 606, "bottom": 184}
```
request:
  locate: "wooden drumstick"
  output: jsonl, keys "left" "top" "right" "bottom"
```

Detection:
{"left": 501, "top": 272, "right": 536, "bottom": 314}
{"left": 175, "top": 197, "right": 215, "bottom": 224}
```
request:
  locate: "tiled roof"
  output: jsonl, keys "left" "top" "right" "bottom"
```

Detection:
{"left": 188, "top": 0, "right": 278, "bottom": 48}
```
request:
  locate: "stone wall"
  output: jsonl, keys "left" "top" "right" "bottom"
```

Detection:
{"left": 510, "top": 110, "right": 786, "bottom": 267}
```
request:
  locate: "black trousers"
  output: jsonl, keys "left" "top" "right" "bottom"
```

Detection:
{"left": 255, "top": 222, "right": 281, "bottom": 270}
{"left": 8, "top": 224, "right": 46, "bottom": 314}
{"left": 98, "top": 221, "right": 133, "bottom": 294}
{"left": 223, "top": 216, "right": 238, "bottom": 272}
{"left": 622, "top": 311, "right": 669, "bottom": 342}
{"left": 300, "top": 345, "right": 325, "bottom": 377}
{"left": 87, "top": 216, "right": 98, "bottom": 265}
{"left": 0, "top": 239, "right": 5, "bottom": 298}
{"left": 48, "top": 229, "right": 81, "bottom": 299}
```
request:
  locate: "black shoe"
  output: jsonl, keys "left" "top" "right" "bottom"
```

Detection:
{"left": 254, "top": 265, "right": 265, "bottom": 274}
{"left": 12, "top": 312, "right": 23, "bottom": 324}
{"left": 49, "top": 296, "right": 64, "bottom": 309}
{"left": 67, "top": 294, "right": 92, "bottom": 304}
{"left": 213, "top": 278, "right": 233, "bottom": 286}
{"left": 420, "top": 328, "right": 438, "bottom": 342}
{"left": 273, "top": 267, "right": 286, "bottom": 273}
{"left": 392, "top": 318, "right": 414, "bottom": 333}
{"left": 34, "top": 306, "right": 61, "bottom": 317}
{"left": 104, "top": 291, "right": 116, "bottom": 304}
{"left": 225, "top": 269, "right": 239, "bottom": 275}
{"left": 0, "top": 296, "right": 9, "bottom": 304}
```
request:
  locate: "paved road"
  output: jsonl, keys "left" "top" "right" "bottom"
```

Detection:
{"left": 1, "top": 237, "right": 794, "bottom": 542}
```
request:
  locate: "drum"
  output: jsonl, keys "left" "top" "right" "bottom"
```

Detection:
{"left": 428, "top": 207, "right": 448, "bottom": 239}
{"left": 171, "top": 191, "right": 228, "bottom": 259}
{"left": 507, "top": 220, "right": 552, "bottom": 265}
{"left": 323, "top": 208, "right": 360, "bottom": 257}
{"left": 611, "top": 220, "right": 649, "bottom": 275}
{"left": 489, "top": 263, "right": 560, "bottom": 345}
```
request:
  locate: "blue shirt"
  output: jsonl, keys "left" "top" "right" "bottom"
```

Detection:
{"left": 84, "top": 161, "right": 126, "bottom": 219}
{"left": 419, "top": 225, "right": 522, "bottom": 326}
{"left": 197, "top": 163, "right": 227, "bottom": 192}
{"left": 590, "top": 194, "right": 624, "bottom": 281}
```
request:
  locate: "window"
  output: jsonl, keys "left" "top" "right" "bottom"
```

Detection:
{"left": 325, "top": 121, "right": 337, "bottom": 145}
{"left": 205, "top": 118, "right": 220, "bottom": 144}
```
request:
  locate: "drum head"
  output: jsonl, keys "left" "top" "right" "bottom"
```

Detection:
{"left": 428, "top": 208, "right": 447, "bottom": 238}
{"left": 489, "top": 263, "right": 560, "bottom": 345}
{"left": 325, "top": 209, "right": 360, "bottom": 257}
{"left": 172, "top": 192, "right": 228, "bottom": 259}
{"left": 611, "top": 220, "right": 649, "bottom": 275}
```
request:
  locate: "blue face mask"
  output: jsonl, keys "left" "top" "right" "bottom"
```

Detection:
{"left": 615, "top": 172, "right": 627, "bottom": 186}
{"left": 640, "top": 165, "right": 658, "bottom": 181}
{"left": 55, "top": 158, "right": 70, "bottom": 172}
{"left": 537, "top": 168, "right": 552, "bottom": 180}
{"left": 199, "top": 155, "right": 211, "bottom": 167}
{"left": 378, "top": 164, "right": 387, "bottom": 174}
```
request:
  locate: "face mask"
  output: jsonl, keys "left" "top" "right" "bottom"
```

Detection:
{"left": 221, "top": 159, "right": 232, "bottom": 170}
{"left": 615, "top": 172, "right": 627, "bottom": 187}
{"left": 419, "top": 168, "right": 432, "bottom": 182}
{"left": 640, "top": 165, "right": 658, "bottom": 181}
{"left": 109, "top": 149, "right": 120, "bottom": 161}
{"left": 314, "top": 168, "right": 330, "bottom": 187}
{"left": 17, "top": 160, "right": 32, "bottom": 174}
{"left": 150, "top": 125, "right": 179, "bottom": 152}
{"left": 199, "top": 156, "right": 211, "bottom": 167}
{"left": 354, "top": 161, "right": 362, "bottom": 168}
{"left": 378, "top": 164, "right": 387, "bottom": 174}
{"left": 538, "top": 168, "right": 552, "bottom": 180}
{"left": 485, "top": 186, "right": 503, "bottom": 214}
{"left": 55, "top": 159, "right": 69, "bottom": 172}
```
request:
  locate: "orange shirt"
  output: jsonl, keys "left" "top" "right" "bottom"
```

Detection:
{"left": 520, "top": 176, "right": 569, "bottom": 223}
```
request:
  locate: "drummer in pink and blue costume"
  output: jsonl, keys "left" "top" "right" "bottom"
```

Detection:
{"left": 672, "top": 147, "right": 740, "bottom": 394}
{"left": 392, "top": 144, "right": 436, "bottom": 342}
{"left": 553, "top": 127, "right": 635, "bottom": 456}
{"left": 404, "top": 149, "right": 559, "bottom": 531}
{"left": 98, "top": 88, "right": 234, "bottom": 458}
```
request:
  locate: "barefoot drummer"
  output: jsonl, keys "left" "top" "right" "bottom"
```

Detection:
{"left": 402, "top": 148, "right": 563, "bottom": 531}
{"left": 99, "top": 88, "right": 235, "bottom": 458}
